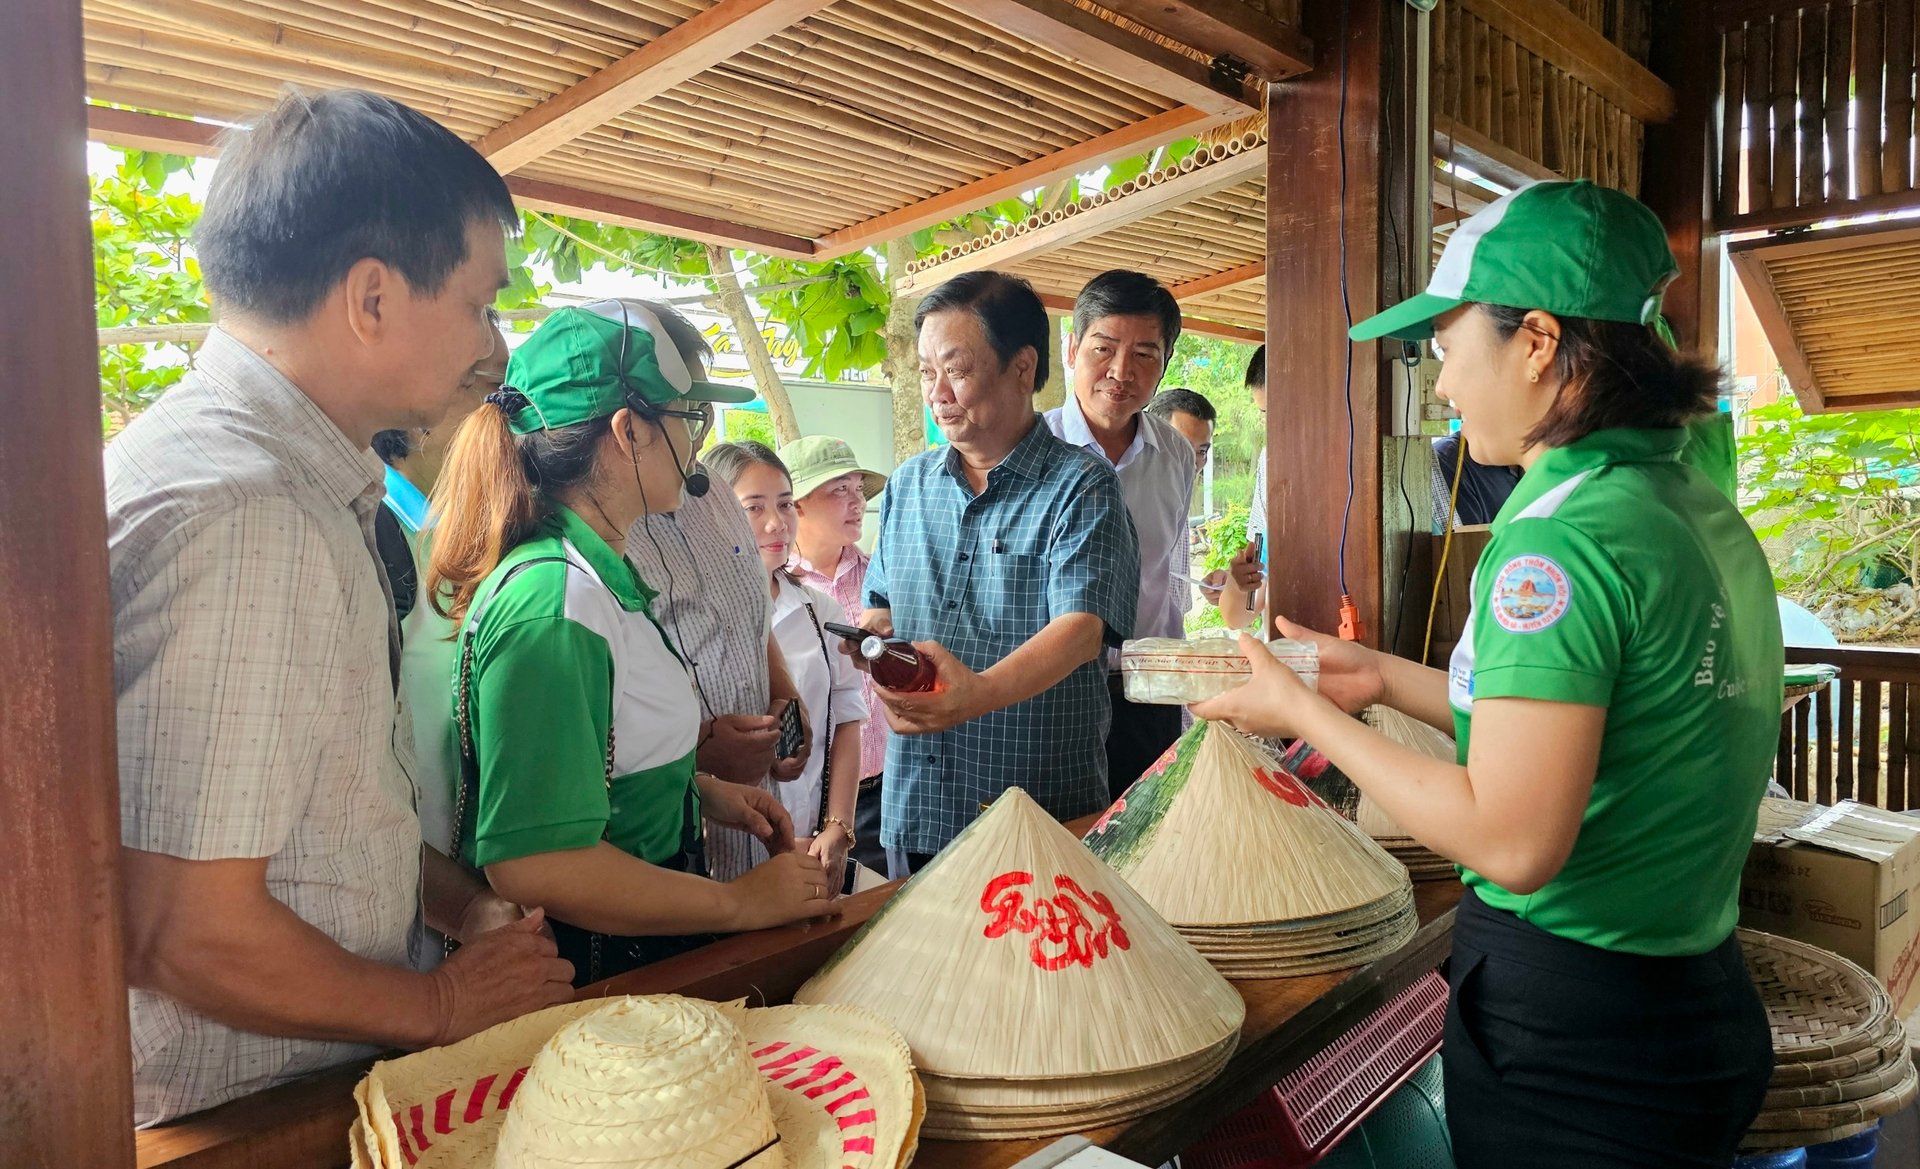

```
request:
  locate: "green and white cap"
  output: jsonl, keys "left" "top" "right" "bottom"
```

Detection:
{"left": 1350, "top": 179, "right": 1680, "bottom": 343}
{"left": 498, "top": 299, "right": 753, "bottom": 435}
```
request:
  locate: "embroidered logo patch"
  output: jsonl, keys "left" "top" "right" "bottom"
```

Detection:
{"left": 1491, "top": 555, "right": 1571, "bottom": 633}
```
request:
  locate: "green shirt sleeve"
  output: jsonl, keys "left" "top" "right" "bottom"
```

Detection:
{"left": 468, "top": 615, "right": 615, "bottom": 867}
{"left": 1471, "top": 518, "right": 1632, "bottom": 708}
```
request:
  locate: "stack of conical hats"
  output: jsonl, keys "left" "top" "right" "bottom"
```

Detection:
{"left": 1280, "top": 706, "right": 1457, "bottom": 881}
{"left": 1739, "top": 929, "right": 1919, "bottom": 1152}
{"left": 1084, "top": 720, "right": 1418, "bottom": 980}
{"left": 792, "top": 787, "right": 1244, "bottom": 1141}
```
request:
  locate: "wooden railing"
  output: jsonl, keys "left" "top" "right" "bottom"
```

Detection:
{"left": 1712, "top": 0, "right": 1920, "bottom": 232}
{"left": 1777, "top": 644, "right": 1920, "bottom": 809}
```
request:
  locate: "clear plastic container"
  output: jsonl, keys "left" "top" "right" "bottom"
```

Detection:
{"left": 1119, "top": 636, "right": 1321, "bottom": 705}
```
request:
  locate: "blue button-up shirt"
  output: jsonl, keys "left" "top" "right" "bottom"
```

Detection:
{"left": 1045, "top": 393, "right": 1196, "bottom": 646}
{"left": 865, "top": 416, "right": 1140, "bottom": 853}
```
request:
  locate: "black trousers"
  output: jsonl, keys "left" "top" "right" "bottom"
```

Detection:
{"left": 1103, "top": 675, "right": 1183, "bottom": 803}
{"left": 851, "top": 775, "right": 887, "bottom": 879}
{"left": 1445, "top": 888, "right": 1773, "bottom": 1169}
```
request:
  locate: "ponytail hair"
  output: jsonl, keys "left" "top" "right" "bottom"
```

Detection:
{"left": 425, "top": 393, "right": 610, "bottom": 621}
{"left": 1479, "top": 305, "right": 1723, "bottom": 452}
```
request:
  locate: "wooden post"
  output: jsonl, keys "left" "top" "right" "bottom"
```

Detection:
{"left": 1265, "top": 0, "right": 1385, "bottom": 644}
{"left": 0, "top": 0, "right": 138, "bottom": 1164}
{"left": 1641, "top": 0, "right": 1718, "bottom": 354}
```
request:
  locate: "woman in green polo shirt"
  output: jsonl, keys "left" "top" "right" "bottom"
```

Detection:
{"left": 425, "top": 300, "right": 836, "bottom": 985}
{"left": 1195, "top": 182, "right": 1782, "bottom": 1167}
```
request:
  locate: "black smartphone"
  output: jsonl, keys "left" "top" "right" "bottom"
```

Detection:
{"left": 774, "top": 697, "right": 805, "bottom": 760}
{"left": 822, "top": 621, "right": 873, "bottom": 646}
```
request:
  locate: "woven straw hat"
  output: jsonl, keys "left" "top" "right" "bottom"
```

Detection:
{"left": 1086, "top": 721, "right": 1411, "bottom": 928}
{"left": 350, "top": 996, "right": 919, "bottom": 1169}
{"left": 793, "top": 786, "right": 1244, "bottom": 1082}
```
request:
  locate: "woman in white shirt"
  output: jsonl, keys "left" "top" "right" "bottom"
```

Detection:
{"left": 706, "top": 441, "right": 868, "bottom": 891}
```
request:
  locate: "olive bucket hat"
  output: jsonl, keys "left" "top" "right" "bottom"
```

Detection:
{"left": 779, "top": 435, "right": 887, "bottom": 501}
{"left": 498, "top": 299, "right": 754, "bottom": 435}
{"left": 1349, "top": 179, "right": 1680, "bottom": 344}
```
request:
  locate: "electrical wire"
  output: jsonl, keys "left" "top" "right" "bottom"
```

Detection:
{"left": 1336, "top": 0, "right": 1356, "bottom": 598}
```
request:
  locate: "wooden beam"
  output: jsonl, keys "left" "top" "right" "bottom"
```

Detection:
{"left": 1089, "top": 0, "right": 1314, "bottom": 79}
{"left": 895, "top": 144, "right": 1264, "bottom": 294}
{"left": 1459, "top": 0, "right": 1676, "bottom": 124}
{"left": 1037, "top": 291, "right": 1263, "bottom": 342}
{"left": 813, "top": 106, "right": 1221, "bottom": 260}
{"left": 1266, "top": 0, "right": 1386, "bottom": 643}
{"left": 1169, "top": 260, "right": 1263, "bottom": 300}
{"left": 473, "top": 0, "right": 836, "bottom": 174}
{"left": 1714, "top": 189, "right": 1920, "bottom": 235}
{"left": 1639, "top": 0, "right": 1717, "bottom": 352}
{"left": 87, "top": 104, "right": 224, "bottom": 156}
{"left": 502, "top": 176, "right": 816, "bottom": 258}
{"left": 1433, "top": 115, "right": 1557, "bottom": 190}
{"left": 1729, "top": 244, "right": 1824, "bottom": 412}
{"left": 6, "top": 3, "right": 137, "bottom": 1168}
{"left": 967, "top": 0, "right": 1259, "bottom": 118}
{"left": 84, "top": 106, "right": 817, "bottom": 258}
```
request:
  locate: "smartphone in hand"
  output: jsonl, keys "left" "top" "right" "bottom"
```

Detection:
{"left": 774, "top": 697, "right": 805, "bottom": 761}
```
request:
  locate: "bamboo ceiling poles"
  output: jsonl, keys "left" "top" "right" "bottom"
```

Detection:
{"left": 474, "top": 0, "right": 839, "bottom": 173}
{"left": 5, "top": 0, "right": 137, "bottom": 1166}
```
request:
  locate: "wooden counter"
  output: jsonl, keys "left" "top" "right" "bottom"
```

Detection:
{"left": 135, "top": 877, "right": 1459, "bottom": 1169}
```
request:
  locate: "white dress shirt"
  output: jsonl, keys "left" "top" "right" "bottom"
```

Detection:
{"left": 1046, "top": 393, "right": 1196, "bottom": 649}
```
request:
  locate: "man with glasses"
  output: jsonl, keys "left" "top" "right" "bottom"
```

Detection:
{"left": 1045, "top": 270, "right": 1196, "bottom": 796}
{"left": 608, "top": 299, "right": 812, "bottom": 883}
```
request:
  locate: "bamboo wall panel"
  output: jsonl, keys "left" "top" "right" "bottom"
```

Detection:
{"left": 79, "top": 0, "right": 1188, "bottom": 239}
{"left": 1715, "top": 1, "right": 1920, "bottom": 230}
{"left": 1431, "top": 0, "right": 1646, "bottom": 196}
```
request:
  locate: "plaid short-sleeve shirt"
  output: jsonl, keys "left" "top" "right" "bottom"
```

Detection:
{"left": 106, "top": 330, "right": 423, "bottom": 1126}
{"left": 865, "top": 416, "right": 1139, "bottom": 854}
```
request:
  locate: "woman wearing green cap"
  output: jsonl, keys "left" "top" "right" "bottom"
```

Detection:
{"left": 1195, "top": 181, "right": 1781, "bottom": 1166}
{"left": 426, "top": 300, "right": 838, "bottom": 985}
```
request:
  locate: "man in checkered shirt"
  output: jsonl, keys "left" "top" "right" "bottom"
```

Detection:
{"left": 860, "top": 272, "right": 1139, "bottom": 873}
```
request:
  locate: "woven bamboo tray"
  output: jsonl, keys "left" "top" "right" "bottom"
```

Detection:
{"left": 1768, "top": 1017, "right": 1908, "bottom": 1087}
{"left": 1745, "top": 1060, "right": 1918, "bottom": 1135}
{"left": 1740, "top": 930, "right": 1893, "bottom": 1063}
{"left": 1762, "top": 1048, "right": 1913, "bottom": 1109}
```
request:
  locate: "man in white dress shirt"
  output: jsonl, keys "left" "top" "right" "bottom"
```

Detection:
{"left": 1045, "top": 270, "right": 1195, "bottom": 797}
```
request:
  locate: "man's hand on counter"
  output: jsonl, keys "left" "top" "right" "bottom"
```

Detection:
{"left": 872, "top": 639, "right": 997, "bottom": 735}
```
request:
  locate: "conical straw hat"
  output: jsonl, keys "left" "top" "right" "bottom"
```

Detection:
{"left": 793, "top": 786, "right": 1243, "bottom": 1081}
{"left": 353, "top": 996, "right": 918, "bottom": 1169}
{"left": 1354, "top": 707, "right": 1456, "bottom": 841}
{"left": 1085, "top": 721, "right": 1410, "bottom": 927}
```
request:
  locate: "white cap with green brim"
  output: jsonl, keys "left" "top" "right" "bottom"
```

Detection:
{"left": 1349, "top": 179, "right": 1681, "bottom": 343}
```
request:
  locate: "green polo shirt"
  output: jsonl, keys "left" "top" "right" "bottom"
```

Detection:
{"left": 1449, "top": 427, "right": 1783, "bottom": 956}
{"left": 457, "top": 507, "right": 701, "bottom": 869}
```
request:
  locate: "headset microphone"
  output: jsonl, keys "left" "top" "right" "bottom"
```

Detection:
{"left": 681, "top": 463, "right": 711, "bottom": 498}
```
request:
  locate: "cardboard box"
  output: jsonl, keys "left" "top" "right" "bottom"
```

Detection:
{"left": 1740, "top": 799, "right": 1920, "bottom": 1016}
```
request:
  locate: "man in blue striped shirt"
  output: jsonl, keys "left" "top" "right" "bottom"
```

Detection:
{"left": 860, "top": 272, "right": 1139, "bottom": 872}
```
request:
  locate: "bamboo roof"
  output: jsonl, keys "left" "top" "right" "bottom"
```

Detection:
{"left": 80, "top": 0, "right": 1313, "bottom": 259}
{"left": 1731, "top": 221, "right": 1920, "bottom": 414}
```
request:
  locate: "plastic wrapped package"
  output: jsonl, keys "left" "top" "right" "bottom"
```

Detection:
{"left": 1120, "top": 636, "right": 1320, "bottom": 705}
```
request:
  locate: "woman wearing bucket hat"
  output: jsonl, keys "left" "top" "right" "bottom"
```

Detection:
{"left": 1194, "top": 181, "right": 1782, "bottom": 1167}
{"left": 426, "top": 301, "right": 839, "bottom": 985}
{"left": 780, "top": 434, "right": 890, "bottom": 876}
